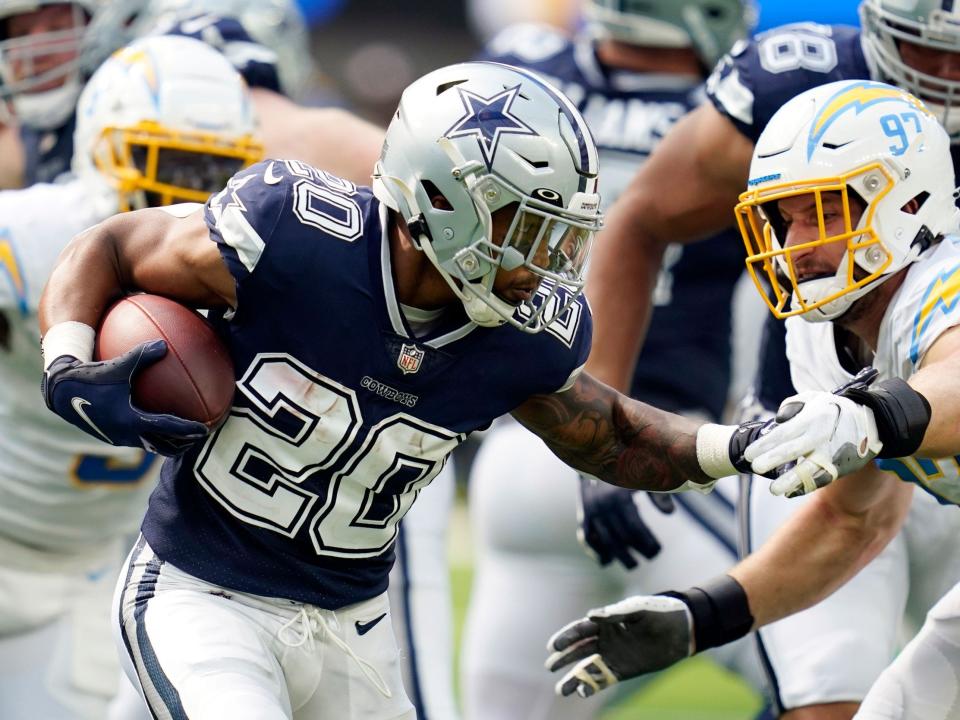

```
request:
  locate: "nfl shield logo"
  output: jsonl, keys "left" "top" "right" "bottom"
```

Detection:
{"left": 397, "top": 343, "right": 425, "bottom": 374}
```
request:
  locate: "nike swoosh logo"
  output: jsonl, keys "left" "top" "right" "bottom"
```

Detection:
{"left": 355, "top": 612, "right": 387, "bottom": 636}
{"left": 264, "top": 161, "right": 282, "bottom": 185}
{"left": 70, "top": 397, "right": 113, "bottom": 444}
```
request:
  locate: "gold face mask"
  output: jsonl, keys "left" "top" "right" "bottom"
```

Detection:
{"left": 91, "top": 119, "right": 265, "bottom": 211}
{"left": 734, "top": 163, "right": 896, "bottom": 319}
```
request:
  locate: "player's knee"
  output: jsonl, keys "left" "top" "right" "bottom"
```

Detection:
{"left": 781, "top": 702, "right": 861, "bottom": 720}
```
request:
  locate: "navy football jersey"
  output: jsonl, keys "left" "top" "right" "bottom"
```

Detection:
{"left": 480, "top": 24, "right": 744, "bottom": 419}
{"left": 707, "top": 21, "right": 960, "bottom": 410}
{"left": 140, "top": 160, "right": 592, "bottom": 608}
{"left": 19, "top": 14, "right": 282, "bottom": 187}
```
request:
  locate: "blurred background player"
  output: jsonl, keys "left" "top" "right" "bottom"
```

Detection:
{"left": 0, "top": 0, "right": 381, "bottom": 189}
{"left": 460, "top": 2, "right": 769, "bottom": 719}
{"left": 0, "top": 33, "right": 262, "bottom": 720}
{"left": 581, "top": 1, "right": 960, "bottom": 717}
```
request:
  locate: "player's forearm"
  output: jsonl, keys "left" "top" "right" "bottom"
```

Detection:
{"left": 39, "top": 220, "right": 126, "bottom": 335}
{"left": 583, "top": 202, "right": 667, "bottom": 392}
{"left": 513, "top": 374, "right": 713, "bottom": 491}
{"left": 730, "top": 473, "right": 912, "bottom": 627}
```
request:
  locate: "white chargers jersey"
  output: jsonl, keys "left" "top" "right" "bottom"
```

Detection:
{"left": 0, "top": 179, "right": 160, "bottom": 553}
{"left": 786, "top": 236, "right": 960, "bottom": 505}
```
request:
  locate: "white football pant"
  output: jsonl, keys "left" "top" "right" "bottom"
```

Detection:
{"left": 114, "top": 537, "right": 414, "bottom": 720}
{"left": 388, "top": 460, "right": 460, "bottom": 720}
{"left": 854, "top": 581, "right": 960, "bottom": 720}
{"left": 745, "top": 477, "right": 960, "bottom": 713}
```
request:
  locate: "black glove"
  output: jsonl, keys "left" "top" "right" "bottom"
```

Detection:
{"left": 576, "top": 475, "right": 674, "bottom": 569}
{"left": 546, "top": 576, "right": 752, "bottom": 698}
{"left": 42, "top": 340, "right": 210, "bottom": 456}
{"left": 546, "top": 594, "right": 693, "bottom": 697}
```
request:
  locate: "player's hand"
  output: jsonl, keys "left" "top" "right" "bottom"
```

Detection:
{"left": 42, "top": 340, "right": 210, "bottom": 456}
{"left": 576, "top": 475, "right": 674, "bottom": 569}
{"left": 744, "top": 369, "right": 882, "bottom": 497}
{"left": 545, "top": 595, "right": 693, "bottom": 698}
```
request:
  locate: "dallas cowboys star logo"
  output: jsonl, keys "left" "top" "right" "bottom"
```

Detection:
{"left": 444, "top": 85, "right": 536, "bottom": 169}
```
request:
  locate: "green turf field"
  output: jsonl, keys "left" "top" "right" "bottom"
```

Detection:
{"left": 448, "top": 505, "right": 765, "bottom": 719}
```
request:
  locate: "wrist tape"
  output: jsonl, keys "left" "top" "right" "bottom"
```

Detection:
{"left": 41, "top": 321, "right": 95, "bottom": 370}
{"left": 840, "top": 378, "right": 931, "bottom": 459}
{"left": 661, "top": 575, "right": 753, "bottom": 652}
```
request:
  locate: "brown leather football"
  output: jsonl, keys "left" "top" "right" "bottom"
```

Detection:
{"left": 95, "top": 294, "right": 235, "bottom": 427}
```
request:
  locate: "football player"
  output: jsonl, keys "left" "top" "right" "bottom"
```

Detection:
{"left": 38, "top": 61, "right": 785, "bottom": 720}
{"left": 0, "top": 33, "right": 262, "bottom": 720}
{"left": 577, "top": 2, "right": 960, "bottom": 717}
{"left": 0, "top": 0, "right": 381, "bottom": 189}
{"left": 549, "top": 78, "right": 960, "bottom": 720}
{"left": 460, "top": 3, "right": 767, "bottom": 718}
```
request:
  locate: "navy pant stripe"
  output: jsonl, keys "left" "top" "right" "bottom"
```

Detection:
{"left": 119, "top": 542, "right": 190, "bottom": 720}
{"left": 739, "top": 475, "right": 785, "bottom": 715}
{"left": 396, "top": 525, "right": 427, "bottom": 719}
{"left": 674, "top": 494, "right": 738, "bottom": 558}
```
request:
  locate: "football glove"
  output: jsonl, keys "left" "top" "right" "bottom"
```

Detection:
{"left": 42, "top": 340, "right": 210, "bottom": 456}
{"left": 744, "top": 369, "right": 882, "bottom": 498}
{"left": 546, "top": 595, "right": 693, "bottom": 698}
{"left": 576, "top": 475, "right": 674, "bottom": 569}
{"left": 546, "top": 576, "right": 752, "bottom": 699}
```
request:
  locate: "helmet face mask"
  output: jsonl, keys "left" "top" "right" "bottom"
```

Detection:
{"left": 737, "top": 80, "right": 960, "bottom": 322}
{"left": 91, "top": 121, "right": 261, "bottom": 211}
{"left": 582, "top": 0, "right": 756, "bottom": 68}
{"left": 739, "top": 166, "right": 896, "bottom": 320}
{"left": 373, "top": 62, "right": 602, "bottom": 334}
{"left": 0, "top": 0, "right": 148, "bottom": 129}
{"left": 861, "top": 0, "right": 960, "bottom": 139}
{"left": 73, "top": 35, "right": 263, "bottom": 214}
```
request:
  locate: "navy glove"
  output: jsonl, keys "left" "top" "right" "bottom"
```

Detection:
{"left": 42, "top": 339, "right": 210, "bottom": 456}
{"left": 577, "top": 475, "right": 675, "bottom": 569}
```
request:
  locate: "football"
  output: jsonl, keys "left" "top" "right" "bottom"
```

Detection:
{"left": 95, "top": 293, "right": 235, "bottom": 427}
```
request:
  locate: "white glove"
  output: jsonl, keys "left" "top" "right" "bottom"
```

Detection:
{"left": 744, "top": 390, "right": 882, "bottom": 498}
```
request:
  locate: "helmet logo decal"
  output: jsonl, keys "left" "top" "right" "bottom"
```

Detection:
{"left": 807, "top": 81, "right": 929, "bottom": 161}
{"left": 445, "top": 84, "right": 536, "bottom": 169}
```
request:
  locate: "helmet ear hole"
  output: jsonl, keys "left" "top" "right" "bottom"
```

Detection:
{"left": 902, "top": 191, "right": 929, "bottom": 215}
{"left": 421, "top": 180, "right": 454, "bottom": 211}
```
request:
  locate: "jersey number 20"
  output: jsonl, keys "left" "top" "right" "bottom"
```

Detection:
{"left": 194, "top": 353, "right": 461, "bottom": 558}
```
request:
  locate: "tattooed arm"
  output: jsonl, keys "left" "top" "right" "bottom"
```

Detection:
{"left": 512, "top": 372, "right": 749, "bottom": 491}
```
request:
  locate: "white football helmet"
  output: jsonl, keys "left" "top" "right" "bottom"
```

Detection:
{"left": 736, "top": 80, "right": 959, "bottom": 322}
{"left": 142, "top": 0, "right": 312, "bottom": 100}
{"left": 583, "top": 0, "right": 757, "bottom": 68}
{"left": 861, "top": 0, "right": 960, "bottom": 139}
{"left": 0, "top": 0, "right": 147, "bottom": 129}
{"left": 73, "top": 34, "right": 262, "bottom": 213}
{"left": 373, "top": 62, "right": 602, "bottom": 333}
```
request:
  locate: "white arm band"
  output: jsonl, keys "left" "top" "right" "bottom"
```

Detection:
{"left": 42, "top": 321, "right": 95, "bottom": 369}
{"left": 695, "top": 423, "right": 738, "bottom": 480}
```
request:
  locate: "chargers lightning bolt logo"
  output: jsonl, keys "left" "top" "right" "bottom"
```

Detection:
{"left": 910, "top": 262, "right": 960, "bottom": 365}
{"left": 445, "top": 85, "right": 536, "bottom": 169}
{"left": 0, "top": 231, "right": 28, "bottom": 317}
{"left": 807, "top": 81, "right": 930, "bottom": 161}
